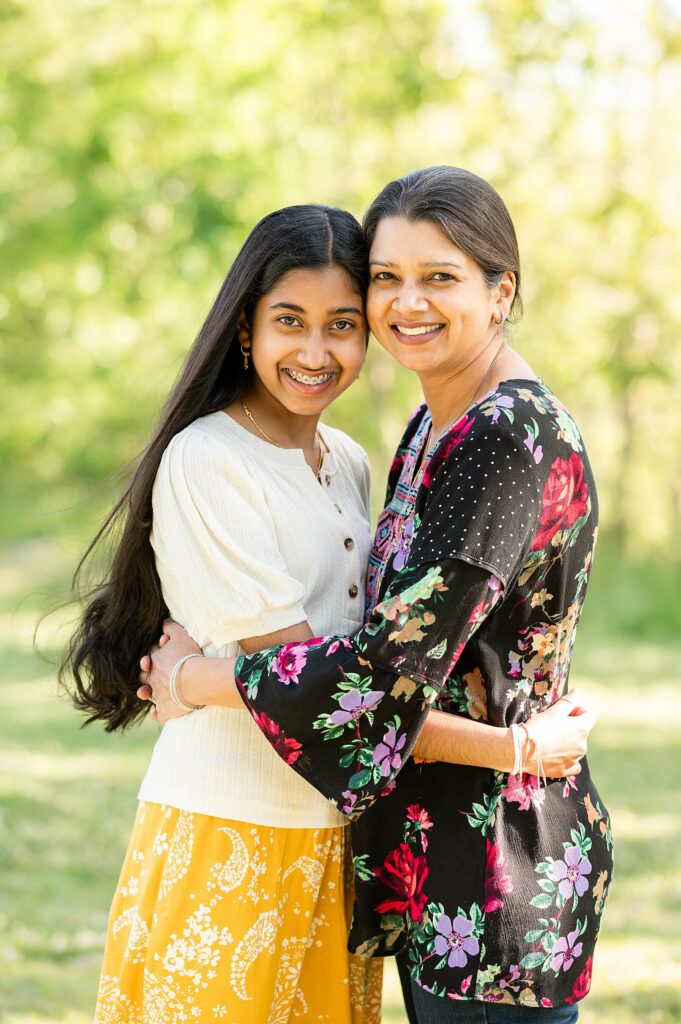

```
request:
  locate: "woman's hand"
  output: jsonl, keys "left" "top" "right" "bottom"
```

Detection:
{"left": 138, "top": 619, "right": 202, "bottom": 725}
{"left": 522, "top": 689, "right": 596, "bottom": 777}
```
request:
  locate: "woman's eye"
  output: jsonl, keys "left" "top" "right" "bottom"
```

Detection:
{"left": 277, "top": 315, "right": 300, "bottom": 327}
{"left": 372, "top": 271, "right": 395, "bottom": 281}
{"left": 431, "top": 272, "right": 455, "bottom": 282}
{"left": 332, "top": 319, "right": 355, "bottom": 331}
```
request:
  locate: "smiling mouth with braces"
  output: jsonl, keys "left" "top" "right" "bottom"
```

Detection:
{"left": 284, "top": 369, "right": 336, "bottom": 385}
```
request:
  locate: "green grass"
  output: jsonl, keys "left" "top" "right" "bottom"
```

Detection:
{"left": 1, "top": 542, "right": 680, "bottom": 1023}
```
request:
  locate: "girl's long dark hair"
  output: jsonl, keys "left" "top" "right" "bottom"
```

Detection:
{"left": 61, "top": 204, "right": 368, "bottom": 731}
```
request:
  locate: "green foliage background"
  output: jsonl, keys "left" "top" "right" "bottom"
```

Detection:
{"left": 3, "top": 0, "right": 681, "bottom": 558}
{"left": 2, "top": 0, "right": 681, "bottom": 1021}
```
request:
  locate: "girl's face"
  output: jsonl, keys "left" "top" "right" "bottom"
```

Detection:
{"left": 244, "top": 265, "right": 367, "bottom": 418}
{"left": 367, "top": 217, "right": 514, "bottom": 378}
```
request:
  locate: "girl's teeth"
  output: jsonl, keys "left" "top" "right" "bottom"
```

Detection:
{"left": 286, "top": 370, "right": 333, "bottom": 385}
{"left": 395, "top": 324, "right": 443, "bottom": 336}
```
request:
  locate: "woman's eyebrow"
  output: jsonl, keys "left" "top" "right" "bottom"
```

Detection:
{"left": 369, "top": 260, "right": 464, "bottom": 270}
{"left": 329, "top": 306, "right": 362, "bottom": 316}
{"left": 420, "top": 261, "right": 465, "bottom": 269}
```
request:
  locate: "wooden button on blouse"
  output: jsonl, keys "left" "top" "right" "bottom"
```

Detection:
{"left": 348, "top": 584, "right": 359, "bottom": 598}
{"left": 344, "top": 538, "right": 355, "bottom": 550}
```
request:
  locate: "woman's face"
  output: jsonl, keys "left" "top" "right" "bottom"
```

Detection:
{"left": 246, "top": 264, "right": 367, "bottom": 417}
{"left": 367, "top": 217, "right": 513, "bottom": 378}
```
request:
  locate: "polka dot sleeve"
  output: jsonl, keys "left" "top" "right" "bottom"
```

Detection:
{"left": 410, "top": 422, "right": 543, "bottom": 587}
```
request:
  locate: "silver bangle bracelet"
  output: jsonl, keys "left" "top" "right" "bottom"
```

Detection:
{"left": 510, "top": 723, "right": 523, "bottom": 777}
{"left": 169, "top": 653, "right": 205, "bottom": 712}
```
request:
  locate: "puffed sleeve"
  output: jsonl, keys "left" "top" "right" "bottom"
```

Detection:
{"left": 151, "top": 428, "right": 307, "bottom": 649}
{"left": 234, "top": 422, "right": 543, "bottom": 818}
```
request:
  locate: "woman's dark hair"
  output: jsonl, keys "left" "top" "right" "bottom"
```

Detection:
{"left": 60, "top": 204, "right": 368, "bottom": 731}
{"left": 363, "top": 165, "right": 522, "bottom": 320}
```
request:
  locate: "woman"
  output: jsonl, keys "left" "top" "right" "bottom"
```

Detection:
{"left": 64, "top": 199, "right": 590, "bottom": 1023}
{"left": 143, "top": 168, "right": 612, "bottom": 1023}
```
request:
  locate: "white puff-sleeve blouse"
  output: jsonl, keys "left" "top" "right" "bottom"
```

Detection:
{"left": 137, "top": 411, "right": 372, "bottom": 828}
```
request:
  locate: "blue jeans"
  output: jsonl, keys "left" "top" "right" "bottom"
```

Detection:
{"left": 408, "top": 981, "right": 579, "bottom": 1024}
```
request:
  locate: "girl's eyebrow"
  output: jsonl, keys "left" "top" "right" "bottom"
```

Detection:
{"left": 270, "top": 302, "right": 305, "bottom": 312}
{"left": 269, "top": 302, "right": 362, "bottom": 316}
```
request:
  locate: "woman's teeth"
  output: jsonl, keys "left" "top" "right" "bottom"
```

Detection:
{"left": 394, "top": 324, "right": 444, "bottom": 336}
{"left": 284, "top": 369, "right": 335, "bottom": 386}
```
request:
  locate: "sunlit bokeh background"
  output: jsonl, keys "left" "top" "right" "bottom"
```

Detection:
{"left": 2, "top": 1, "right": 680, "bottom": 1021}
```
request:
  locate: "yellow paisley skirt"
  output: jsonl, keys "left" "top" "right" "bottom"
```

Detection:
{"left": 95, "top": 801, "right": 382, "bottom": 1024}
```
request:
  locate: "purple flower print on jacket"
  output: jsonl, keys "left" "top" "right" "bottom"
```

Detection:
{"left": 392, "top": 518, "right": 414, "bottom": 571}
{"left": 373, "top": 725, "right": 407, "bottom": 777}
{"left": 550, "top": 845, "right": 592, "bottom": 900}
{"left": 551, "top": 928, "right": 584, "bottom": 972}
{"left": 434, "top": 914, "right": 480, "bottom": 969}
{"left": 329, "top": 689, "right": 385, "bottom": 726}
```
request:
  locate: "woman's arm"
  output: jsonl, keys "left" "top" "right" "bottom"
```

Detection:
{"left": 138, "top": 618, "right": 313, "bottom": 722}
{"left": 140, "top": 621, "right": 593, "bottom": 778}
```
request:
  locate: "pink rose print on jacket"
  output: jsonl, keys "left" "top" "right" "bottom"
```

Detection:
{"left": 551, "top": 927, "right": 583, "bottom": 972}
{"left": 374, "top": 843, "right": 429, "bottom": 922}
{"left": 373, "top": 725, "right": 407, "bottom": 777}
{"left": 273, "top": 640, "right": 320, "bottom": 685}
{"left": 550, "top": 845, "right": 592, "bottom": 899}
{"left": 422, "top": 415, "right": 474, "bottom": 490}
{"left": 433, "top": 913, "right": 480, "bottom": 969}
{"left": 329, "top": 688, "right": 384, "bottom": 725}
{"left": 406, "top": 803, "right": 434, "bottom": 851}
{"left": 501, "top": 772, "right": 545, "bottom": 811}
{"left": 483, "top": 839, "right": 513, "bottom": 913}
{"left": 531, "top": 453, "right": 589, "bottom": 552}
{"left": 254, "top": 711, "right": 302, "bottom": 766}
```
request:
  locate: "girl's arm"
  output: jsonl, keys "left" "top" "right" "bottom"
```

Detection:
{"left": 140, "top": 620, "right": 591, "bottom": 778}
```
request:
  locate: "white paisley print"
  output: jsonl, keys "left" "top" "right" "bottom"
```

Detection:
{"left": 96, "top": 801, "right": 382, "bottom": 1023}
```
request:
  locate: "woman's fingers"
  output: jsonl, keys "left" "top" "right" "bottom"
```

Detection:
{"left": 139, "top": 654, "right": 151, "bottom": 673}
{"left": 159, "top": 633, "right": 170, "bottom": 647}
{"left": 137, "top": 684, "right": 153, "bottom": 701}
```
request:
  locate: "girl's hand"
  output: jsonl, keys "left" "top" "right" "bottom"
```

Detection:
{"left": 138, "top": 619, "right": 202, "bottom": 725}
{"left": 522, "top": 689, "right": 596, "bottom": 777}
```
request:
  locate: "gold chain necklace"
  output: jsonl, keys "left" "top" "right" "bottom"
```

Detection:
{"left": 240, "top": 401, "right": 326, "bottom": 480}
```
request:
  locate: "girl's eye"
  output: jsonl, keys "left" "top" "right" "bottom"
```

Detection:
{"left": 277, "top": 315, "right": 301, "bottom": 327}
{"left": 332, "top": 319, "right": 355, "bottom": 331}
{"left": 372, "top": 271, "right": 395, "bottom": 281}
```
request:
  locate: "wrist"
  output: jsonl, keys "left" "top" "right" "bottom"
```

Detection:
{"left": 499, "top": 726, "right": 515, "bottom": 772}
{"left": 181, "top": 655, "right": 208, "bottom": 707}
{"left": 182, "top": 655, "right": 239, "bottom": 708}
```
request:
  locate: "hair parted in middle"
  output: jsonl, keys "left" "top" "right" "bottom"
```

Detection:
{"left": 60, "top": 203, "right": 369, "bottom": 732}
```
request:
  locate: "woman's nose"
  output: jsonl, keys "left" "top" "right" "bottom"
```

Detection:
{"left": 392, "top": 282, "right": 429, "bottom": 314}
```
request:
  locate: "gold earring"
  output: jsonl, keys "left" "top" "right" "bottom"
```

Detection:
{"left": 240, "top": 343, "right": 250, "bottom": 370}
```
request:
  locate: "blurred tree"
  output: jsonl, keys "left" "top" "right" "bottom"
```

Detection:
{"left": 1, "top": 0, "right": 680, "bottom": 556}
